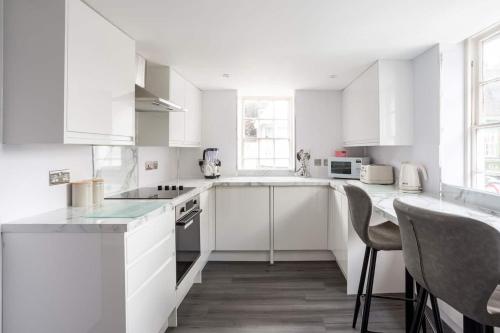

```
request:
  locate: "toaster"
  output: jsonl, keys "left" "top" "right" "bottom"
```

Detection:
{"left": 360, "top": 164, "right": 394, "bottom": 184}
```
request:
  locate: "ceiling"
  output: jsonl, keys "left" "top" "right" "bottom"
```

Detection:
{"left": 86, "top": 0, "right": 500, "bottom": 91}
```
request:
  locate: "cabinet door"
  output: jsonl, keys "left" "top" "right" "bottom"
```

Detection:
{"left": 332, "top": 190, "right": 348, "bottom": 275}
{"left": 208, "top": 188, "right": 216, "bottom": 251}
{"left": 169, "top": 69, "right": 185, "bottom": 108}
{"left": 184, "top": 82, "right": 202, "bottom": 146}
{"left": 66, "top": 0, "right": 135, "bottom": 139}
{"left": 126, "top": 256, "right": 175, "bottom": 333}
{"left": 273, "top": 186, "right": 328, "bottom": 250}
{"left": 200, "top": 190, "right": 211, "bottom": 260}
{"left": 342, "top": 63, "right": 380, "bottom": 146}
{"left": 216, "top": 187, "right": 270, "bottom": 250}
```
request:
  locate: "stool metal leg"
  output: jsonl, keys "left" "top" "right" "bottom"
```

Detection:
{"left": 353, "top": 246, "right": 371, "bottom": 328}
{"left": 429, "top": 295, "right": 443, "bottom": 333}
{"left": 411, "top": 287, "right": 429, "bottom": 333}
{"left": 360, "top": 248, "right": 378, "bottom": 333}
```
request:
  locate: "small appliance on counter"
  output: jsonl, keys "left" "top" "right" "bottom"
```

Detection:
{"left": 360, "top": 164, "right": 394, "bottom": 184}
{"left": 399, "top": 162, "right": 428, "bottom": 193}
{"left": 328, "top": 157, "right": 370, "bottom": 179}
{"left": 199, "top": 148, "right": 221, "bottom": 179}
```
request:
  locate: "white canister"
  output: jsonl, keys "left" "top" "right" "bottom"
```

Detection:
{"left": 92, "top": 178, "right": 105, "bottom": 206}
{"left": 71, "top": 180, "right": 93, "bottom": 207}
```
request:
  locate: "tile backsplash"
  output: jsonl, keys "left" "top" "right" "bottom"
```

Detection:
{"left": 92, "top": 146, "right": 138, "bottom": 196}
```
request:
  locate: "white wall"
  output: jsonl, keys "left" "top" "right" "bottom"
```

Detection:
{"left": 440, "top": 42, "right": 465, "bottom": 187}
{"left": 138, "top": 146, "right": 178, "bottom": 186}
{"left": 178, "top": 90, "right": 238, "bottom": 178}
{"left": 182, "top": 89, "right": 347, "bottom": 178}
{"left": 295, "top": 90, "right": 344, "bottom": 178}
{"left": 368, "top": 45, "right": 441, "bottom": 193}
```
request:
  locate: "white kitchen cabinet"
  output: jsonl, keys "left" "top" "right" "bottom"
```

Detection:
{"left": 273, "top": 186, "right": 328, "bottom": 250}
{"left": 215, "top": 186, "right": 270, "bottom": 251}
{"left": 342, "top": 60, "right": 413, "bottom": 147}
{"left": 3, "top": 0, "right": 135, "bottom": 145}
{"left": 2, "top": 207, "right": 177, "bottom": 333}
{"left": 184, "top": 83, "right": 203, "bottom": 147}
{"left": 200, "top": 188, "right": 215, "bottom": 260}
{"left": 329, "top": 189, "right": 348, "bottom": 275}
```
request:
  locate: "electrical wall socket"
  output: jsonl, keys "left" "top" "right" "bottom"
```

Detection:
{"left": 323, "top": 159, "right": 328, "bottom": 166}
{"left": 49, "top": 169, "right": 70, "bottom": 186}
{"left": 314, "top": 159, "right": 322, "bottom": 166}
{"left": 145, "top": 161, "right": 159, "bottom": 170}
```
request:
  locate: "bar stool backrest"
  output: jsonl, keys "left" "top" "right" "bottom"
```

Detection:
{"left": 394, "top": 199, "right": 500, "bottom": 327}
{"left": 344, "top": 185, "right": 372, "bottom": 246}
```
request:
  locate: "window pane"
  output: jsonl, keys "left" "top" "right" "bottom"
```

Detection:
{"left": 243, "top": 159, "right": 258, "bottom": 169}
{"left": 275, "top": 100, "right": 290, "bottom": 119}
{"left": 243, "top": 140, "right": 258, "bottom": 158}
{"left": 244, "top": 119, "right": 257, "bottom": 138}
{"left": 257, "top": 101, "right": 274, "bottom": 118}
{"left": 259, "top": 159, "right": 274, "bottom": 168}
{"left": 258, "top": 120, "right": 274, "bottom": 138}
{"left": 259, "top": 139, "right": 274, "bottom": 159}
{"left": 475, "top": 127, "right": 500, "bottom": 193}
{"left": 480, "top": 81, "right": 500, "bottom": 124}
{"left": 483, "top": 34, "right": 500, "bottom": 81}
{"left": 243, "top": 100, "right": 259, "bottom": 118}
{"left": 275, "top": 159, "right": 290, "bottom": 168}
{"left": 275, "top": 139, "right": 289, "bottom": 158}
{"left": 275, "top": 120, "right": 289, "bottom": 138}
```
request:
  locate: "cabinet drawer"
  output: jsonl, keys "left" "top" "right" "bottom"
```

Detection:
{"left": 126, "top": 211, "right": 174, "bottom": 264}
{"left": 126, "top": 231, "right": 175, "bottom": 296}
{"left": 126, "top": 257, "right": 176, "bottom": 333}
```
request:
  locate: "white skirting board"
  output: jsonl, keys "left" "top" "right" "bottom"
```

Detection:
{"left": 209, "top": 250, "right": 335, "bottom": 262}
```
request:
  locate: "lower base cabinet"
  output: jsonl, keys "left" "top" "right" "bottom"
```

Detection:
{"left": 215, "top": 186, "right": 270, "bottom": 251}
{"left": 273, "top": 186, "right": 328, "bottom": 250}
{"left": 2, "top": 207, "right": 176, "bottom": 333}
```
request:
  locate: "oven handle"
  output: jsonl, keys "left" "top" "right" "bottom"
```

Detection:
{"left": 176, "top": 208, "right": 203, "bottom": 229}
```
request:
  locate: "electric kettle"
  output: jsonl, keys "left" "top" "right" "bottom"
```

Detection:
{"left": 399, "top": 162, "right": 428, "bottom": 193}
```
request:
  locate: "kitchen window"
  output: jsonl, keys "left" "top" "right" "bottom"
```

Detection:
{"left": 237, "top": 97, "right": 294, "bottom": 171}
{"left": 469, "top": 26, "right": 500, "bottom": 192}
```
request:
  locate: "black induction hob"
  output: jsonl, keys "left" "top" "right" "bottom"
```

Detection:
{"left": 106, "top": 186, "right": 195, "bottom": 200}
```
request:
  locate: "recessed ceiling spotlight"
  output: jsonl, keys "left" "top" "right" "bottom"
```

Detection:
{"left": 329, "top": 74, "right": 337, "bottom": 79}
{"left": 222, "top": 73, "right": 231, "bottom": 78}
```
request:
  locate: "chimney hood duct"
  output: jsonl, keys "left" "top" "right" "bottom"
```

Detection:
{"left": 135, "top": 84, "right": 184, "bottom": 112}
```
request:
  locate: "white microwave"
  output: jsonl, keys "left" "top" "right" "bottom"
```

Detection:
{"left": 328, "top": 157, "right": 370, "bottom": 179}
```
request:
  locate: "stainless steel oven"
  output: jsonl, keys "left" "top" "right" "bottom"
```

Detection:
{"left": 175, "top": 195, "right": 202, "bottom": 286}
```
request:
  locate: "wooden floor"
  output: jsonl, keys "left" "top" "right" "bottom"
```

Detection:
{"left": 169, "top": 261, "right": 411, "bottom": 333}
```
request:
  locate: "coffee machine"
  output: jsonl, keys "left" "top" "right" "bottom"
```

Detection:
{"left": 199, "top": 148, "right": 221, "bottom": 179}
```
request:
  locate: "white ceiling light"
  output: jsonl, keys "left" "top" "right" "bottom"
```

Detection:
{"left": 222, "top": 73, "right": 232, "bottom": 78}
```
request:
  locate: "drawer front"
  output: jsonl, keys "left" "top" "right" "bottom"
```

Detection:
{"left": 126, "top": 257, "right": 176, "bottom": 333}
{"left": 126, "top": 231, "right": 175, "bottom": 296}
{"left": 126, "top": 210, "right": 174, "bottom": 264}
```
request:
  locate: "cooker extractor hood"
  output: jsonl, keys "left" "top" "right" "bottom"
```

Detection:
{"left": 135, "top": 84, "right": 184, "bottom": 112}
{"left": 135, "top": 55, "right": 185, "bottom": 113}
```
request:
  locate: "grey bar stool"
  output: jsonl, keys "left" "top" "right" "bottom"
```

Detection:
{"left": 344, "top": 185, "right": 417, "bottom": 332}
{"left": 394, "top": 199, "right": 500, "bottom": 333}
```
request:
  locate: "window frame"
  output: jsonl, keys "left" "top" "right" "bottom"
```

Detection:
{"left": 467, "top": 25, "right": 500, "bottom": 189}
{"left": 237, "top": 96, "right": 295, "bottom": 171}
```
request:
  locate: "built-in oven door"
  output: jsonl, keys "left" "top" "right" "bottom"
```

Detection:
{"left": 330, "top": 161, "right": 354, "bottom": 178}
{"left": 175, "top": 208, "right": 202, "bottom": 285}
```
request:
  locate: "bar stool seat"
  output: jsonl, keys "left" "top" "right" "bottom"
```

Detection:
{"left": 368, "top": 221, "right": 402, "bottom": 251}
{"left": 344, "top": 185, "right": 442, "bottom": 333}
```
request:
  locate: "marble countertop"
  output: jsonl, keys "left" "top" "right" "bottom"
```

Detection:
{"left": 4, "top": 176, "right": 500, "bottom": 233}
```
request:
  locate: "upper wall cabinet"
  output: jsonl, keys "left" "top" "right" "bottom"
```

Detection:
{"left": 342, "top": 60, "right": 413, "bottom": 147}
{"left": 136, "top": 62, "right": 202, "bottom": 147}
{"left": 3, "top": 0, "right": 136, "bottom": 145}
